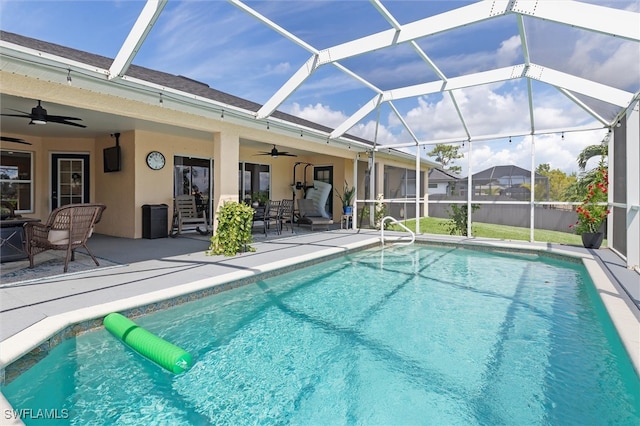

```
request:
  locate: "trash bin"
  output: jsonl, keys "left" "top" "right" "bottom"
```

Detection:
{"left": 142, "top": 204, "right": 168, "bottom": 239}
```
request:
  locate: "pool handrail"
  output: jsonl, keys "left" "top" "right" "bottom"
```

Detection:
{"left": 380, "top": 216, "right": 415, "bottom": 246}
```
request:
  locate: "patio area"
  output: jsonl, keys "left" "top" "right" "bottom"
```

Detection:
{"left": 0, "top": 225, "right": 377, "bottom": 341}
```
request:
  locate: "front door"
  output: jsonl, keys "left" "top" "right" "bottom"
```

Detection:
{"left": 51, "top": 154, "right": 90, "bottom": 209}
{"left": 314, "top": 165, "right": 333, "bottom": 216}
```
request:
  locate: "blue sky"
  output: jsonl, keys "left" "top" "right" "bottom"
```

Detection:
{"left": 1, "top": 0, "right": 638, "bottom": 174}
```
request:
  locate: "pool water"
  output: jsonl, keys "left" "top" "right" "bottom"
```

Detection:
{"left": 3, "top": 245, "right": 639, "bottom": 425}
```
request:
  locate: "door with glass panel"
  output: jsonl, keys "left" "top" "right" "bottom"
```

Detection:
{"left": 173, "top": 156, "right": 213, "bottom": 224}
{"left": 51, "top": 154, "right": 90, "bottom": 209}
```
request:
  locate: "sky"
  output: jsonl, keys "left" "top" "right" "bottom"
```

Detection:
{"left": 1, "top": 0, "right": 638, "bottom": 175}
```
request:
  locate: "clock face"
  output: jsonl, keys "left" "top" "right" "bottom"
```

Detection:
{"left": 146, "top": 151, "right": 165, "bottom": 170}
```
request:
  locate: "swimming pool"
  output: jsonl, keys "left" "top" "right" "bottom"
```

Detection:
{"left": 2, "top": 244, "right": 639, "bottom": 424}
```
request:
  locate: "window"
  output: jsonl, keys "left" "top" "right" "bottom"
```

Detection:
{"left": 0, "top": 150, "right": 33, "bottom": 213}
{"left": 239, "top": 162, "right": 270, "bottom": 203}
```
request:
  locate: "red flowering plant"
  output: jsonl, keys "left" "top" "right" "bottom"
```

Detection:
{"left": 570, "top": 163, "right": 610, "bottom": 235}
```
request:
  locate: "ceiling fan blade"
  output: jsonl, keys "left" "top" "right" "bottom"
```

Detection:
{"left": 45, "top": 114, "right": 83, "bottom": 121}
{"left": 1, "top": 112, "right": 33, "bottom": 119}
{"left": 278, "top": 152, "right": 297, "bottom": 157}
{"left": 0, "top": 136, "right": 31, "bottom": 145}
{"left": 47, "top": 117, "right": 87, "bottom": 128}
{"left": 1, "top": 101, "right": 86, "bottom": 128}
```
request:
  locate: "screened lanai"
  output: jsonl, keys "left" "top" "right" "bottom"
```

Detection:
{"left": 0, "top": 0, "right": 638, "bottom": 269}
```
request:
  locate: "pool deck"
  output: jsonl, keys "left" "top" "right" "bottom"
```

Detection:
{"left": 1, "top": 228, "right": 639, "bottom": 420}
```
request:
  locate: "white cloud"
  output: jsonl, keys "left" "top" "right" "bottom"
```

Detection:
{"left": 495, "top": 35, "right": 522, "bottom": 67}
{"left": 287, "top": 103, "right": 348, "bottom": 128}
{"left": 286, "top": 102, "right": 399, "bottom": 144}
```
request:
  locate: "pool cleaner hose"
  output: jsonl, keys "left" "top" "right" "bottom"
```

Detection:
{"left": 103, "top": 312, "right": 192, "bottom": 373}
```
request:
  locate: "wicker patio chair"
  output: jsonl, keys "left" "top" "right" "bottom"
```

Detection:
{"left": 24, "top": 203, "right": 106, "bottom": 273}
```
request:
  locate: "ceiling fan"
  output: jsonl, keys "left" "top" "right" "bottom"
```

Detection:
{"left": 256, "top": 145, "right": 297, "bottom": 157}
{"left": 0, "top": 136, "right": 31, "bottom": 145}
{"left": 1, "top": 100, "right": 86, "bottom": 128}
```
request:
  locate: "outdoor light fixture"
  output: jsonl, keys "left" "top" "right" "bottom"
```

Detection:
{"left": 221, "top": 110, "right": 224, "bottom": 119}
{"left": 30, "top": 103, "right": 47, "bottom": 125}
{"left": 562, "top": 132, "right": 565, "bottom": 140}
{"left": 66, "top": 69, "right": 72, "bottom": 85}
{"left": 509, "top": 136, "right": 512, "bottom": 144}
{"left": 159, "top": 93, "right": 163, "bottom": 104}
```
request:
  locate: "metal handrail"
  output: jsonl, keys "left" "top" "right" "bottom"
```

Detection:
{"left": 380, "top": 216, "right": 415, "bottom": 246}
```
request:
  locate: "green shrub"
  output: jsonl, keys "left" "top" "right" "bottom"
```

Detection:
{"left": 443, "top": 203, "right": 480, "bottom": 236}
{"left": 207, "top": 201, "right": 255, "bottom": 256}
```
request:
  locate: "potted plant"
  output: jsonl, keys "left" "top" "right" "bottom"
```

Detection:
{"left": 335, "top": 181, "right": 356, "bottom": 215}
{"left": 251, "top": 192, "right": 268, "bottom": 207}
{"left": 207, "top": 201, "right": 255, "bottom": 256}
{"left": 569, "top": 162, "right": 610, "bottom": 249}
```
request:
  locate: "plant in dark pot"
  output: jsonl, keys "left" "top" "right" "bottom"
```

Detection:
{"left": 569, "top": 161, "right": 609, "bottom": 249}
{"left": 335, "top": 181, "right": 356, "bottom": 215}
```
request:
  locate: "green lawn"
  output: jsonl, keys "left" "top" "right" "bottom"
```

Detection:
{"left": 386, "top": 216, "right": 603, "bottom": 247}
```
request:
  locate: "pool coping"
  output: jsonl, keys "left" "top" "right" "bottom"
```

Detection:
{"left": 1, "top": 234, "right": 638, "bottom": 423}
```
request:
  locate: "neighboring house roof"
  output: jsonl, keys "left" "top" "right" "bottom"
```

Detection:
{"left": 428, "top": 168, "right": 462, "bottom": 182}
{"left": 0, "top": 30, "right": 372, "bottom": 147}
{"left": 468, "top": 165, "right": 546, "bottom": 183}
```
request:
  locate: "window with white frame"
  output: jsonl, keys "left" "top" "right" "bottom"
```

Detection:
{"left": 0, "top": 150, "right": 33, "bottom": 213}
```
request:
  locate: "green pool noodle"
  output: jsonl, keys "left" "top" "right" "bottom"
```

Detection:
{"left": 103, "top": 313, "right": 192, "bottom": 374}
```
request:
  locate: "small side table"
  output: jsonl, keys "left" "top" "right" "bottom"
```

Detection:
{"left": 1, "top": 218, "right": 41, "bottom": 262}
{"left": 340, "top": 214, "right": 353, "bottom": 229}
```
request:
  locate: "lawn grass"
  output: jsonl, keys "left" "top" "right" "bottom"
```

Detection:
{"left": 386, "top": 216, "right": 604, "bottom": 247}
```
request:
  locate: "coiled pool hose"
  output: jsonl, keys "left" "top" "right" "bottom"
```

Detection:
{"left": 103, "top": 312, "right": 192, "bottom": 374}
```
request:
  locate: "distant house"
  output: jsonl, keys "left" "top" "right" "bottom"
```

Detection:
{"left": 467, "top": 165, "right": 549, "bottom": 200}
{"left": 428, "top": 168, "right": 463, "bottom": 196}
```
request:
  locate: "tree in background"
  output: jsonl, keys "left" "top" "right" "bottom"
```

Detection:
{"left": 427, "top": 144, "right": 464, "bottom": 174}
{"left": 565, "top": 135, "right": 608, "bottom": 202}
{"left": 534, "top": 163, "right": 577, "bottom": 202}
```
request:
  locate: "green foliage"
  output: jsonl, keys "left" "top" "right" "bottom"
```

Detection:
{"left": 442, "top": 203, "right": 480, "bottom": 236}
{"left": 335, "top": 181, "right": 356, "bottom": 207}
{"left": 358, "top": 195, "right": 387, "bottom": 229}
{"left": 207, "top": 201, "right": 255, "bottom": 256}
{"left": 389, "top": 216, "right": 602, "bottom": 247}
{"left": 570, "top": 161, "right": 609, "bottom": 235}
{"left": 375, "top": 193, "right": 387, "bottom": 229}
{"left": 251, "top": 192, "right": 268, "bottom": 205}
{"left": 427, "top": 143, "right": 464, "bottom": 173}
{"left": 530, "top": 164, "right": 577, "bottom": 202}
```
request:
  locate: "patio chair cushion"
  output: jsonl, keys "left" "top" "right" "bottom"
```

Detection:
{"left": 47, "top": 228, "right": 93, "bottom": 245}
{"left": 304, "top": 180, "right": 332, "bottom": 219}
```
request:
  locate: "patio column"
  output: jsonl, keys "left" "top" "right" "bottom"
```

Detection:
{"left": 213, "top": 130, "right": 240, "bottom": 233}
{"left": 625, "top": 104, "right": 639, "bottom": 270}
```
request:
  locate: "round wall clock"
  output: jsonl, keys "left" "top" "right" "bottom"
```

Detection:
{"left": 146, "top": 151, "right": 165, "bottom": 170}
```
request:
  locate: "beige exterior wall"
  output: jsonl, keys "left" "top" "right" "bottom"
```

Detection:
{"left": 1, "top": 71, "right": 430, "bottom": 238}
